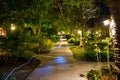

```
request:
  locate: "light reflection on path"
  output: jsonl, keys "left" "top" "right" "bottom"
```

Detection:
{"left": 26, "top": 37, "right": 93, "bottom": 80}
{"left": 54, "top": 36, "right": 68, "bottom": 48}
{"left": 54, "top": 56, "right": 67, "bottom": 64}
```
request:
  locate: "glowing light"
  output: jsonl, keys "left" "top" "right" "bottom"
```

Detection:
{"left": 110, "top": 19, "right": 115, "bottom": 28}
{"left": 78, "top": 30, "right": 82, "bottom": 35}
{"left": 0, "top": 27, "right": 6, "bottom": 36}
{"left": 103, "top": 19, "right": 116, "bottom": 36}
{"left": 103, "top": 19, "right": 110, "bottom": 26}
{"left": 111, "top": 28, "right": 115, "bottom": 36}
{"left": 11, "top": 24, "right": 16, "bottom": 31}
{"left": 96, "top": 31, "right": 98, "bottom": 34}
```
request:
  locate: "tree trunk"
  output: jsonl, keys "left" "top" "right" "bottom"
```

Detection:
{"left": 110, "top": 0, "right": 120, "bottom": 69}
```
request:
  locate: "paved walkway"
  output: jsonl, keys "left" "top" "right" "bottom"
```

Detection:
{"left": 26, "top": 39, "right": 113, "bottom": 80}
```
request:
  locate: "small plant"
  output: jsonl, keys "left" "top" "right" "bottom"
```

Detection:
{"left": 87, "top": 65, "right": 117, "bottom": 80}
{"left": 87, "top": 69, "right": 100, "bottom": 80}
{"left": 70, "top": 47, "right": 86, "bottom": 60}
{"left": 84, "top": 48, "right": 97, "bottom": 61}
{"left": 68, "top": 38, "right": 75, "bottom": 43}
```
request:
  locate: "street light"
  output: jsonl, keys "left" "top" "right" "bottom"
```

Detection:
{"left": 78, "top": 30, "right": 82, "bottom": 47}
{"left": 103, "top": 19, "right": 115, "bottom": 36}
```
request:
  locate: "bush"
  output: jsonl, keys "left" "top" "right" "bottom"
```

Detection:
{"left": 87, "top": 69, "right": 99, "bottom": 80}
{"left": 65, "top": 34, "right": 72, "bottom": 40}
{"left": 50, "top": 35, "right": 59, "bottom": 42}
{"left": 35, "top": 38, "right": 54, "bottom": 54}
{"left": 87, "top": 65, "right": 117, "bottom": 80}
{"left": 84, "top": 49, "right": 97, "bottom": 61}
{"left": 96, "top": 42, "right": 108, "bottom": 50}
{"left": 70, "top": 46, "right": 114, "bottom": 62}
{"left": 0, "top": 55, "right": 10, "bottom": 66}
{"left": 68, "top": 37, "right": 80, "bottom": 45}
{"left": 68, "top": 38, "right": 75, "bottom": 43}
{"left": 9, "top": 49, "right": 35, "bottom": 61}
{"left": 98, "top": 51, "right": 114, "bottom": 62}
{"left": 21, "top": 50, "right": 36, "bottom": 60}
{"left": 70, "top": 47, "right": 86, "bottom": 60}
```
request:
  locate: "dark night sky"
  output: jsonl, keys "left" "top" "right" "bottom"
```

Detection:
{"left": 95, "top": 1, "right": 110, "bottom": 20}
{"left": 85, "top": 1, "right": 110, "bottom": 28}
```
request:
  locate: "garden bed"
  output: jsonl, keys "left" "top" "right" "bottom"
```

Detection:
{"left": 87, "top": 65, "right": 118, "bottom": 80}
{"left": 0, "top": 58, "right": 40, "bottom": 80}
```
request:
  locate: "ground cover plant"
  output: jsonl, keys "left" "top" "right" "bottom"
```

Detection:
{"left": 87, "top": 65, "right": 117, "bottom": 80}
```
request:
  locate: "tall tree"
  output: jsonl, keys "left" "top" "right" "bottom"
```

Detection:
{"left": 110, "top": 0, "right": 120, "bottom": 69}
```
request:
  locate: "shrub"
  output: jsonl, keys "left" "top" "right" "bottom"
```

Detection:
{"left": 68, "top": 38, "right": 75, "bottom": 43}
{"left": 0, "top": 55, "right": 12, "bottom": 66}
{"left": 87, "top": 69, "right": 99, "bottom": 80}
{"left": 35, "top": 38, "right": 54, "bottom": 54}
{"left": 68, "top": 37, "right": 80, "bottom": 45}
{"left": 87, "top": 65, "right": 117, "bottom": 80}
{"left": 70, "top": 46, "right": 114, "bottom": 62}
{"left": 74, "top": 38, "right": 80, "bottom": 45}
{"left": 84, "top": 49, "right": 97, "bottom": 61}
{"left": 98, "top": 51, "right": 114, "bottom": 62}
{"left": 50, "top": 35, "right": 59, "bottom": 42}
{"left": 96, "top": 42, "right": 108, "bottom": 50}
{"left": 9, "top": 49, "right": 35, "bottom": 61}
{"left": 71, "top": 47, "right": 86, "bottom": 60}
{"left": 65, "top": 34, "right": 72, "bottom": 40}
{"left": 21, "top": 50, "right": 36, "bottom": 60}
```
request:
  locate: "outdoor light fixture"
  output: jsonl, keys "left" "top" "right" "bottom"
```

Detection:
{"left": 11, "top": 24, "right": 16, "bottom": 31}
{"left": 103, "top": 19, "right": 110, "bottom": 26}
{"left": 103, "top": 19, "right": 115, "bottom": 36}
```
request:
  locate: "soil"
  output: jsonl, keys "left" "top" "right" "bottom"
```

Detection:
{"left": 0, "top": 59, "right": 40, "bottom": 80}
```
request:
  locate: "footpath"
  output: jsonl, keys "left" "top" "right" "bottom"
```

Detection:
{"left": 26, "top": 40, "right": 113, "bottom": 80}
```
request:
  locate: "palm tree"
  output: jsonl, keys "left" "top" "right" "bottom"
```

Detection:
{"left": 110, "top": 0, "right": 120, "bottom": 70}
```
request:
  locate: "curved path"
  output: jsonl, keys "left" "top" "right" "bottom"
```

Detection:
{"left": 26, "top": 39, "right": 112, "bottom": 80}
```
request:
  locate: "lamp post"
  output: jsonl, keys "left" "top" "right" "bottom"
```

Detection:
{"left": 78, "top": 30, "right": 82, "bottom": 47}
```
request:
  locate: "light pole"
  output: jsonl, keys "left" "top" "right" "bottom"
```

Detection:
{"left": 78, "top": 30, "right": 82, "bottom": 47}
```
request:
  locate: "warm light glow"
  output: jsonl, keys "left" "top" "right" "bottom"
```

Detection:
{"left": 111, "top": 28, "right": 115, "bottom": 36}
{"left": 0, "top": 27, "right": 6, "bottom": 36}
{"left": 96, "top": 31, "right": 98, "bottom": 34}
{"left": 78, "top": 30, "right": 82, "bottom": 35}
{"left": 110, "top": 19, "right": 115, "bottom": 28}
{"left": 103, "top": 19, "right": 116, "bottom": 36}
{"left": 11, "top": 24, "right": 16, "bottom": 31}
{"left": 103, "top": 19, "right": 110, "bottom": 26}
